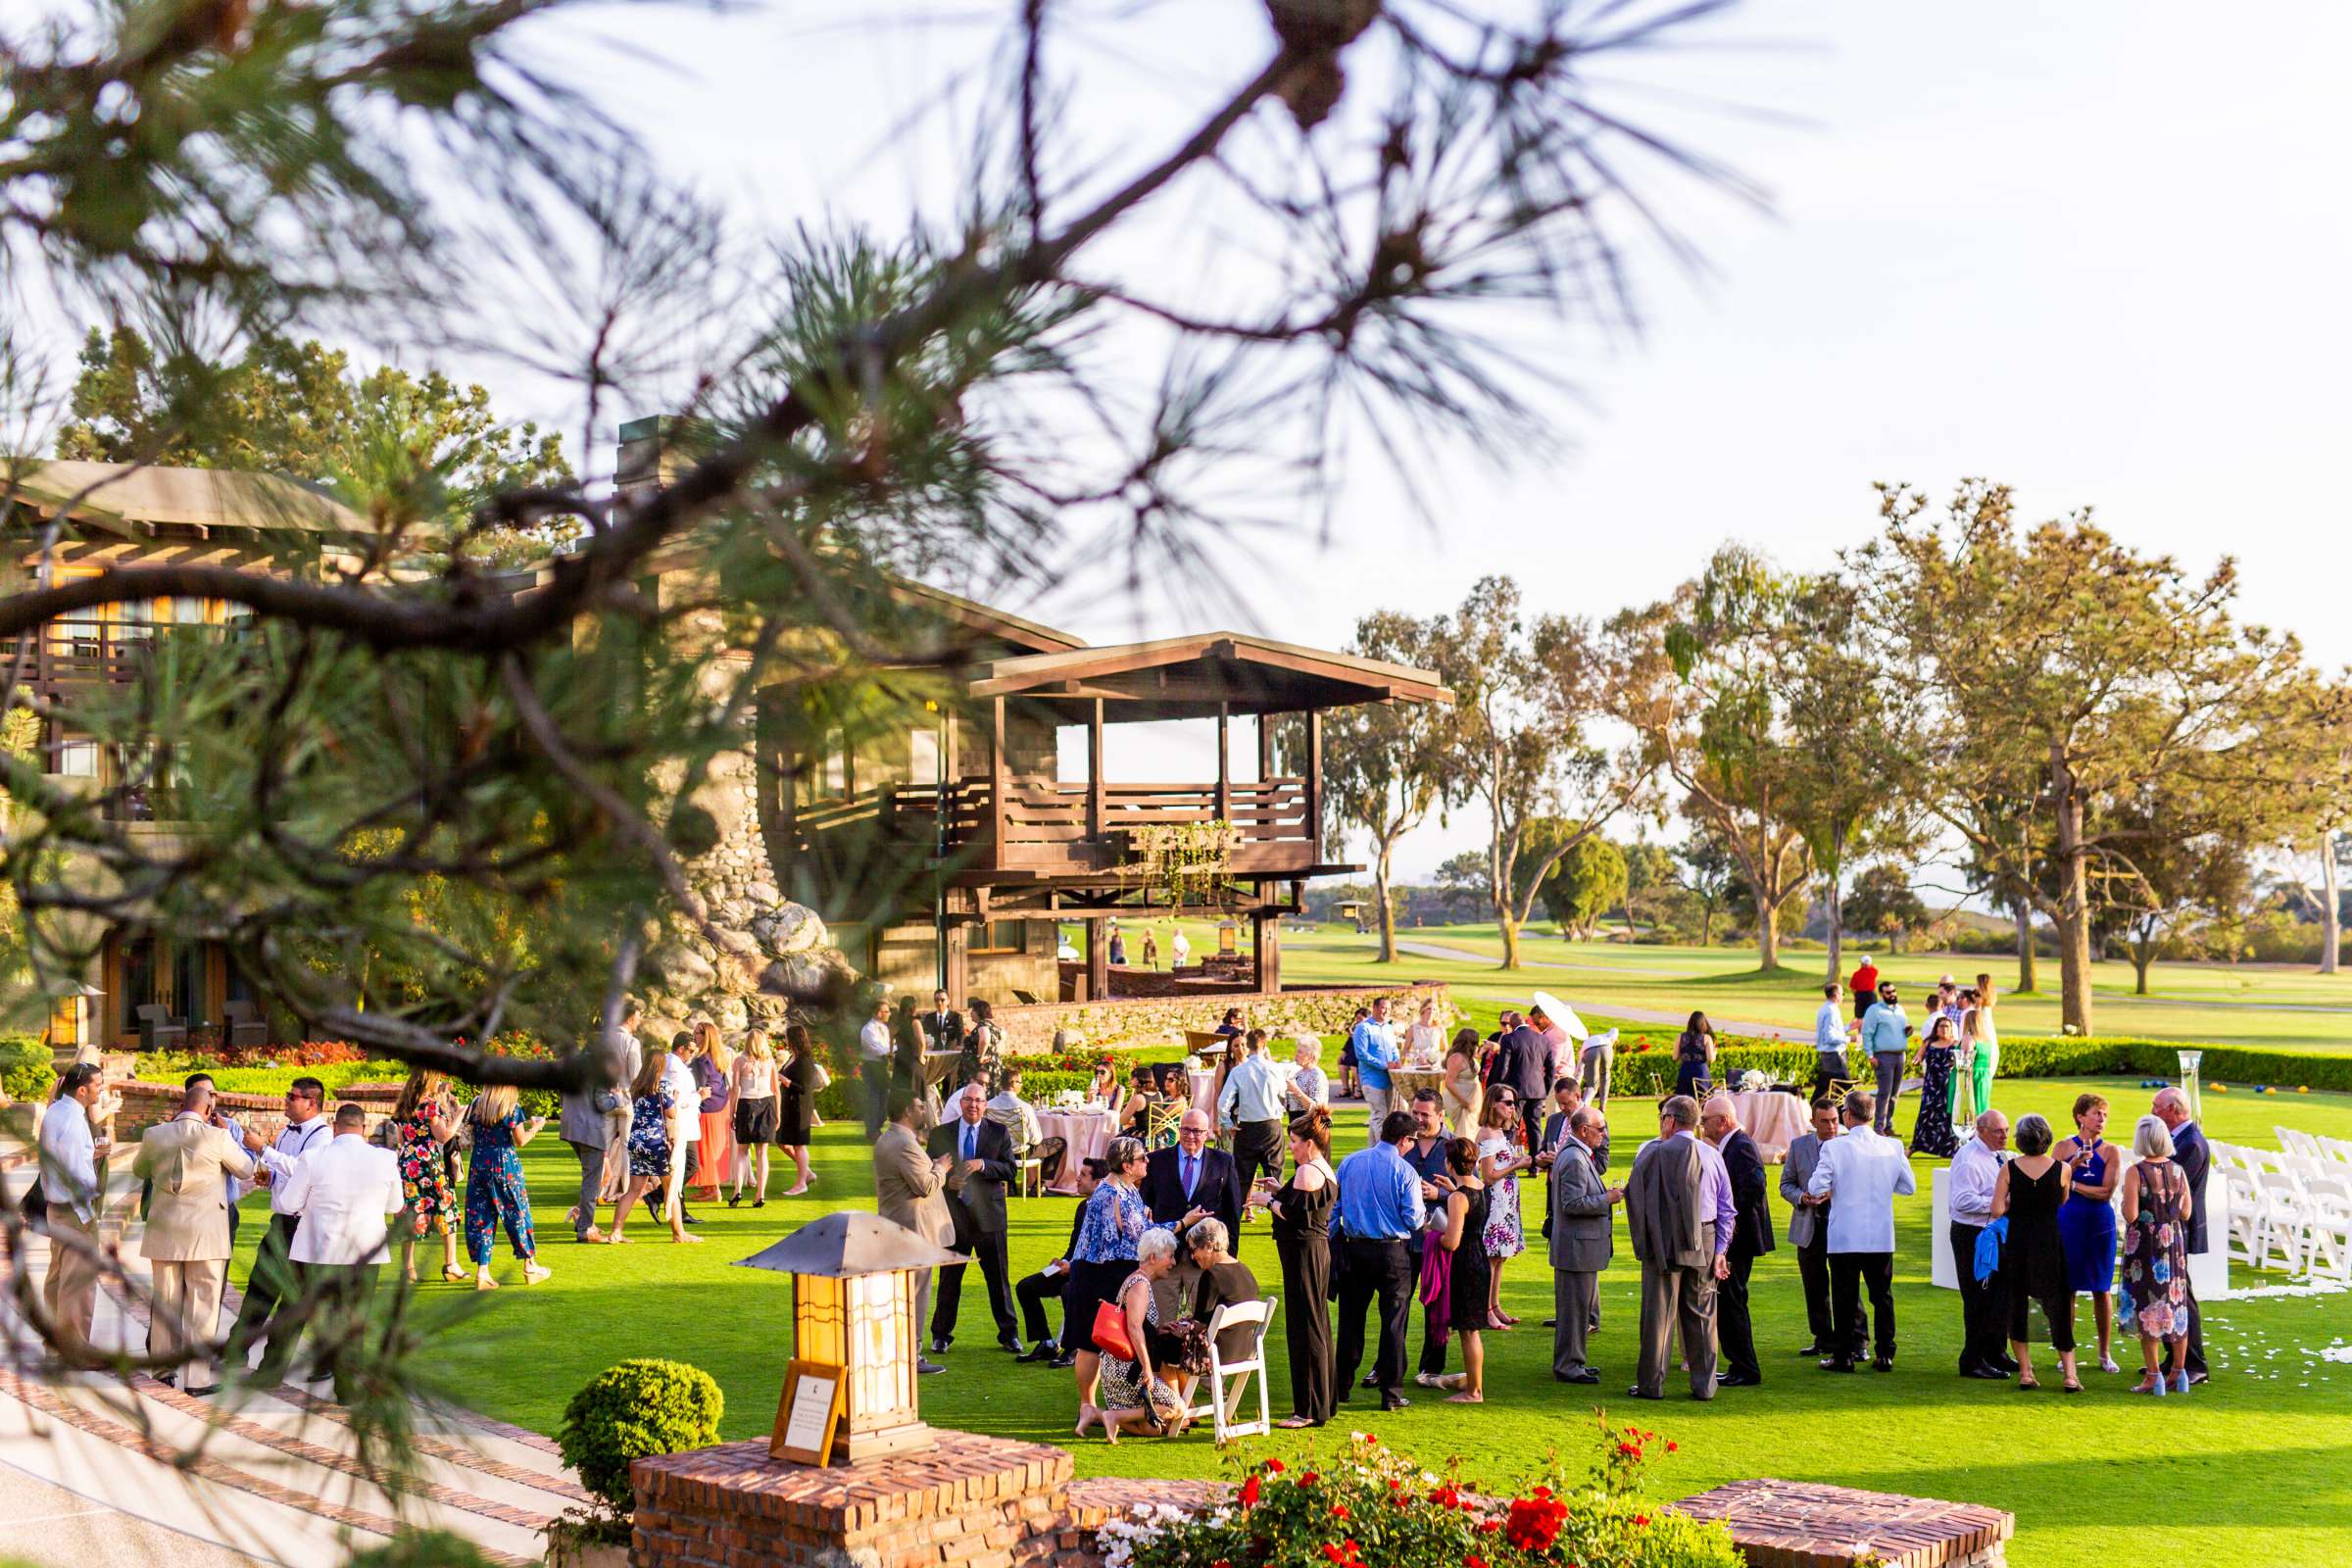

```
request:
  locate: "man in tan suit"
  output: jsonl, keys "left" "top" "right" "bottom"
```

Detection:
{"left": 133, "top": 1081, "right": 257, "bottom": 1394}
{"left": 873, "top": 1088, "right": 951, "bottom": 1376}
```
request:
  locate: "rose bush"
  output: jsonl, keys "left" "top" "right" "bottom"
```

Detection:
{"left": 1110, "top": 1424, "right": 1737, "bottom": 1568}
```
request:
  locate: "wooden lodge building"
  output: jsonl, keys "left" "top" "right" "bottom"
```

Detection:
{"left": 4, "top": 421, "right": 1449, "bottom": 1047}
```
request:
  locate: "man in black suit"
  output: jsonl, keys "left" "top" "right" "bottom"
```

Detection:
{"left": 1141, "top": 1108, "right": 1243, "bottom": 1243}
{"left": 918, "top": 989, "right": 963, "bottom": 1054}
{"left": 1013, "top": 1157, "right": 1108, "bottom": 1363}
{"left": 927, "top": 1082, "right": 1021, "bottom": 1354}
{"left": 2154, "top": 1088, "right": 2210, "bottom": 1384}
{"left": 1700, "top": 1093, "right": 1774, "bottom": 1387}
{"left": 1485, "top": 1013, "right": 1552, "bottom": 1151}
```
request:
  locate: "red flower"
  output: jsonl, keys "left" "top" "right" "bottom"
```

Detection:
{"left": 1531, "top": 1486, "right": 1552, "bottom": 1499}
{"left": 1505, "top": 1495, "right": 1568, "bottom": 1552}
{"left": 1330, "top": 1505, "right": 1350, "bottom": 1521}
{"left": 1666, "top": 1441, "right": 1679, "bottom": 1453}
{"left": 1465, "top": 1557, "right": 1488, "bottom": 1568}
{"left": 1299, "top": 1471, "right": 1319, "bottom": 1487}
{"left": 1240, "top": 1475, "right": 1262, "bottom": 1509}
{"left": 1617, "top": 1442, "right": 1642, "bottom": 1458}
{"left": 1433, "top": 1485, "right": 1463, "bottom": 1510}
{"left": 1264, "top": 1458, "right": 1286, "bottom": 1474}
{"left": 1362, "top": 1434, "right": 1378, "bottom": 1446}
{"left": 1479, "top": 1519, "right": 1503, "bottom": 1535}
{"left": 1633, "top": 1514, "right": 1650, "bottom": 1527}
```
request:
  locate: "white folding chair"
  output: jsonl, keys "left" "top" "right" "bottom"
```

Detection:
{"left": 2254, "top": 1172, "right": 2312, "bottom": 1274}
{"left": 2299, "top": 1175, "right": 2352, "bottom": 1283}
{"left": 2224, "top": 1166, "right": 2265, "bottom": 1265}
{"left": 2318, "top": 1136, "right": 2352, "bottom": 1165}
{"left": 2278, "top": 1127, "right": 2324, "bottom": 1160}
{"left": 1186, "top": 1296, "right": 1278, "bottom": 1446}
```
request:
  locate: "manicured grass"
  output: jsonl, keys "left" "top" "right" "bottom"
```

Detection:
{"left": 1265, "top": 922, "right": 2352, "bottom": 1053}
{"left": 292, "top": 1077, "right": 2352, "bottom": 1568}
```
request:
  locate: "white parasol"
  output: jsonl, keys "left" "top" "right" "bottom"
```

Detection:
{"left": 1529, "top": 991, "right": 1588, "bottom": 1041}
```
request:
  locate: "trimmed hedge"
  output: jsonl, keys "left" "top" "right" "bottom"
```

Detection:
{"left": 558, "top": 1359, "right": 723, "bottom": 1516}
{"left": 1, "top": 1035, "right": 55, "bottom": 1102}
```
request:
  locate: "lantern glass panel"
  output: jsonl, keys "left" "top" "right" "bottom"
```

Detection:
{"left": 795, "top": 1274, "right": 847, "bottom": 1367}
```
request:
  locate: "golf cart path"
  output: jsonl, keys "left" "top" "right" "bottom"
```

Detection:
{"left": 1391, "top": 941, "right": 1811, "bottom": 1043}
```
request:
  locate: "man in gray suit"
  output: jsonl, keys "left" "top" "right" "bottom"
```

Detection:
{"left": 560, "top": 1000, "right": 642, "bottom": 1244}
{"left": 1624, "top": 1094, "right": 1732, "bottom": 1400}
{"left": 1550, "top": 1106, "right": 1621, "bottom": 1385}
{"left": 874, "top": 1088, "right": 952, "bottom": 1375}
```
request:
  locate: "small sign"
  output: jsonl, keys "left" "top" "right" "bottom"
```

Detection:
{"left": 770, "top": 1358, "right": 846, "bottom": 1465}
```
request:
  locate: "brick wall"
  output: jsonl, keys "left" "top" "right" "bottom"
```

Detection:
{"left": 998, "top": 980, "right": 1450, "bottom": 1054}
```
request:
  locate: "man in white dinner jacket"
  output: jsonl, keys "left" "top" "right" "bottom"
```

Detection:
{"left": 277, "top": 1103, "right": 404, "bottom": 1401}
{"left": 1804, "top": 1089, "right": 1916, "bottom": 1374}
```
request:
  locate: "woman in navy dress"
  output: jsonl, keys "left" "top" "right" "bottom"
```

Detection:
{"left": 611, "top": 1047, "right": 698, "bottom": 1245}
{"left": 1908, "top": 1015, "right": 1960, "bottom": 1158}
{"left": 2053, "top": 1092, "right": 2121, "bottom": 1373}
{"left": 463, "top": 1085, "right": 551, "bottom": 1289}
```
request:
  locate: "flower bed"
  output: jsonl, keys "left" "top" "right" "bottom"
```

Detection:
{"left": 1105, "top": 1426, "right": 1737, "bottom": 1568}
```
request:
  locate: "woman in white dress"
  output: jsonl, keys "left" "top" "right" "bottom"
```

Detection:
{"left": 1440, "top": 1028, "right": 1483, "bottom": 1138}
{"left": 1405, "top": 1000, "right": 1449, "bottom": 1063}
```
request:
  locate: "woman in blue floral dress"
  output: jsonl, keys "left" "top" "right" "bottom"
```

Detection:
{"left": 463, "top": 1084, "right": 551, "bottom": 1289}
{"left": 611, "top": 1047, "right": 698, "bottom": 1245}
{"left": 391, "top": 1069, "right": 466, "bottom": 1284}
{"left": 2120, "top": 1114, "right": 2194, "bottom": 1396}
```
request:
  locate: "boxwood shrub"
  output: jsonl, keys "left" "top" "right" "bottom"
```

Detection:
{"left": 0, "top": 1035, "right": 56, "bottom": 1102}
{"left": 558, "top": 1358, "right": 724, "bottom": 1516}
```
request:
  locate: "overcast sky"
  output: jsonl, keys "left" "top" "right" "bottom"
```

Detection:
{"left": 509, "top": 3, "right": 2350, "bottom": 879}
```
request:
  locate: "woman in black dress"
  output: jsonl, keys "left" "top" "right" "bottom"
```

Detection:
{"left": 1909, "top": 1015, "right": 1961, "bottom": 1158}
{"left": 1991, "top": 1111, "right": 2082, "bottom": 1393}
{"left": 1437, "top": 1136, "right": 1491, "bottom": 1403}
{"left": 1263, "top": 1108, "right": 1336, "bottom": 1428}
{"left": 777, "top": 1023, "right": 817, "bottom": 1196}
{"left": 1673, "top": 1011, "right": 1716, "bottom": 1100}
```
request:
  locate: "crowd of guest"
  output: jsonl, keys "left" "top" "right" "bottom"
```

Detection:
{"left": 850, "top": 980, "right": 2219, "bottom": 1442}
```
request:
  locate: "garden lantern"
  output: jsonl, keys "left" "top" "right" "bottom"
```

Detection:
{"left": 736, "top": 1211, "right": 959, "bottom": 1464}
{"left": 2177, "top": 1050, "right": 2204, "bottom": 1124}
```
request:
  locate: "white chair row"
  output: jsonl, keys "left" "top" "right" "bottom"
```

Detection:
{"left": 2213, "top": 1139, "right": 2352, "bottom": 1284}
{"left": 2276, "top": 1125, "right": 2352, "bottom": 1165}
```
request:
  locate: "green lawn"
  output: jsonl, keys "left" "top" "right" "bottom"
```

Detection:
{"left": 284, "top": 1076, "right": 2352, "bottom": 1567}
{"left": 1260, "top": 922, "right": 2352, "bottom": 1054}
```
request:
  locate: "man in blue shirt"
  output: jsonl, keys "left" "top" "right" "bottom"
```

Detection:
{"left": 1812, "top": 982, "right": 1856, "bottom": 1102}
{"left": 1858, "top": 984, "right": 1913, "bottom": 1136}
{"left": 1350, "top": 997, "right": 1402, "bottom": 1135}
{"left": 1334, "top": 1109, "right": 1426, "bottom": 1410}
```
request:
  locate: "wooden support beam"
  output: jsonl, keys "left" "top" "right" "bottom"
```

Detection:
{"left": 1256, "top": 711, "right": 1273, "bottom": 783}
{"left": 1252, "top": 910, "right": 1282, "bottom": 994}
{"left": 1304, "top": 709, "right": 1323, "bottom": 852}
{"left": 1084, "top": 916, "right": 1108, "bottom": 1003}
{"left": 1088, "top": 698, "right": 1104, "bottom": 842}
{"left": 1215, "top": 702, "right": 1231, "bottom": 822}
{"left": 990, "top": 696, "right": 1007, "bottom": 871}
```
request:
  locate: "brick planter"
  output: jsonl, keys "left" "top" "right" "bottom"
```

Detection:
{"left": 1673, "top": 1479, "right": 2013, "bottom": 1568}
{"left": 629, "top": 1431, "right": 1097, "bottom": 1568}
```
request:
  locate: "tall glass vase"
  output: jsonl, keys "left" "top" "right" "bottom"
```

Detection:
{"left": 2176, "top": 1050, "right": 2204, "bottom": 1124}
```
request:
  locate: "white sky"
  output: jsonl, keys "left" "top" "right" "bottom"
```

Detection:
{"left": 252, "top": 2, "right": 2352, "bottom": 881}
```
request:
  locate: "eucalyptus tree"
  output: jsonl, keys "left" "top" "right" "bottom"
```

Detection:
{"left": 1322, "top": 609, "right": 1456, "bottom": 963}
{"left": 0, "top": 0, "right": 1755, "bottom": 1481}
{"left": 1605, "top": 545, "right": 1812, "bottom": 971}
{"left": 1849, "top": 480, "right": 2317, "bottom": 1036}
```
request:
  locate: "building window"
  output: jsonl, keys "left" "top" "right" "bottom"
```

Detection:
{"left": 909, "top": 728, "right": 940, "bottom": 786}
{"left": 970, "top": 919, "right": 1027, "bottom": 955}
{"left": 54, "top": 737, "right": 99, "bottom": 777}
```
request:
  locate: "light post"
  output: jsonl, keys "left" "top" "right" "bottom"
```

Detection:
{"left": 736, "top": 1211, "right": 959, "bottom": 1464}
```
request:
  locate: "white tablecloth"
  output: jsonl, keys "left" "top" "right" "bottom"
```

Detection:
{"left": 1731, "top": 1091, "right": 1808, "bottom": 1161}
{"left": 1189, "top": 1069, "right": 1218, "bottom": 1110}
{"left": 1037, "top": 1109, "right": 1120, "bottom": 1195}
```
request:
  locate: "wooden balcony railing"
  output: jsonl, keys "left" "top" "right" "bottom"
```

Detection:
{"left": 796, "top": 775, "right": 1316, "bottom": 878}
{"left": 22, "top": 620, "right": 228, "bottom": 685}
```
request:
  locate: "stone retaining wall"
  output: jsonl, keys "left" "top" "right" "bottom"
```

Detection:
{"left": 998, "top": 980, "right": 1449, "bottom": 1054}
{"left": 107, "top": 1078, "right": 401, "bottom": 1144}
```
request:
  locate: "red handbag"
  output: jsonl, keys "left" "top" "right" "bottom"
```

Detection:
{"left": 1091, "top": 1298, "right": 1136, "bottom": 1361}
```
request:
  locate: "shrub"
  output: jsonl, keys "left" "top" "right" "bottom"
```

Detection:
{"left": 0, "top": 1035, "right": 56, "bottom": 1102}
{"left": 1995, "top": 1036, "right": 2352, "bottom": 1093}
{"left": 558, "top": 1359, "right": 723, "bottom": 1518}
{"left": 1113, "top": 1424, "right": 1738, "bottom": 1568}
{"left": 160, "top": 1038, "right": 374, "bottom": 1067}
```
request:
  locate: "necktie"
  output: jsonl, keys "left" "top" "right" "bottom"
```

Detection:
{"left": 963, "top": 1124, "right": 975, "bottom": 1162}
{"left": 1183, "top": 1154, "right": 1197, "bottom": 1199}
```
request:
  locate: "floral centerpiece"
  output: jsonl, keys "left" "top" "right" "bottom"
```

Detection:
{"left": 1104, "top": 1424, "right": 1737, "bottom": 1568}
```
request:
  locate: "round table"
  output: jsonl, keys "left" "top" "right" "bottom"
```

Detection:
{"left": 1036, "top": 1108, "right": 1120, "bottom": 1194}
{"left": 1188, "top": 1069, "right": 1218, "bottom": 1111}
{"left": 1729, "top": 1089, "right": 1808, "bottom": 1160}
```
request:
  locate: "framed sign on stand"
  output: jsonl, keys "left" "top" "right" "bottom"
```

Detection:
{"left": 771, "top": 1358, "right": 847, "bottom": 1465}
